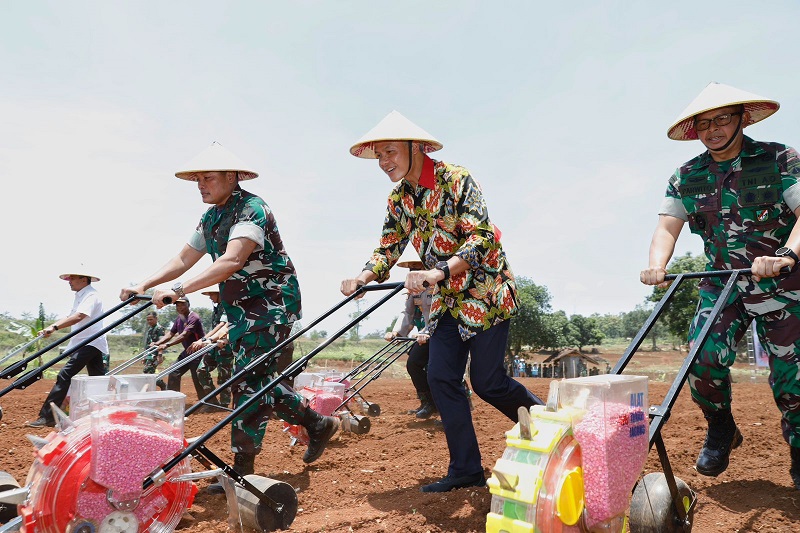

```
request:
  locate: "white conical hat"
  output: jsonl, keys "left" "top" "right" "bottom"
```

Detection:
{"left": 668, "top": 82, "right": 779, "bottom": 141}
{"left": 175, "top": 142, "right": 259, "bottom": 181}
{"left": 395, "top": 246, "right": 424, "bottom": 269}
{"left": 350, "top": 111, "right": 443, "bottom": 159}
{"left": 59, "top": 268, "right": 99, "bottom": 282}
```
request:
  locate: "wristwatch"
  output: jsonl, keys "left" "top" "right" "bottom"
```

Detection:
{"left": 434, "top": 261, "right": 450, "bottom": 281}
{"left": 775, "top": 247, "right": 800, "bottom": 264}
{"left": 171, "top": 282, "right": 187, "bottom": 299}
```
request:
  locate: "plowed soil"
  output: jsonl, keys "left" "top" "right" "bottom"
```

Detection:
{"left": 1, "top": 354, "right": 799, "bottom": 532}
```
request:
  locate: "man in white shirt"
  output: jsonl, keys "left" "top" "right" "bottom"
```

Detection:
{"left": 25, "top": 270, "right": 109, "bottom": 428}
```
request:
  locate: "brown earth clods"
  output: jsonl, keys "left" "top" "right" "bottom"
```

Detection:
{"left": 1, "top": 355, "right": 799, "bottom": 532}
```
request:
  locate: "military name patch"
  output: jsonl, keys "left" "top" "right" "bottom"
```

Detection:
{"left": 679, "top": 183, "right": 715, "bottom": 196}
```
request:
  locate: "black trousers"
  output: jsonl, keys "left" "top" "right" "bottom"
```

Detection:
{"left": 38, "top": 345, "right": 105, "bottom": 421}
{"left": 167, "top": 349, "right": 204, "bottom": 399}
{"left": 428, "top": 315, "right": 542, "bottom": 477}
{"left": 406, "top": 342, "right": 432, "bottom": 399}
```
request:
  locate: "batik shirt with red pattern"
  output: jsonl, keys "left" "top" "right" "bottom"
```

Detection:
{"left": 364, "top": 156, "right": 518, "bottom": 340}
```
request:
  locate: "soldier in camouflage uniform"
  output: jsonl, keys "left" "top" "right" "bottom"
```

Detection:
{"left": 642, "top": 83, "right": 800, "bottom": 489}
{"left": 120, "top": 142, "right": 338, "bottom": 490}
{"left": 194, "top": 290, "right": 234, "bottom": 408}
{"left": 142, "top": 311, "right": 165, "bottom": 375}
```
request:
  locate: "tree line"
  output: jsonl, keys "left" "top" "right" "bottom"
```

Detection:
{"left": 1, "top": 252, "right": 706, "bottom": 356}
{"left": 508, "top": 252, "right": 706, "bottom": 355}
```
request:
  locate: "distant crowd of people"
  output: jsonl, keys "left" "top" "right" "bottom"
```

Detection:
{"left": 507, "top": 358, "right": 604, "bottom": 379}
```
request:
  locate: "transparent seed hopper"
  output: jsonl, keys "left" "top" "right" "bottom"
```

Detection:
{"left": 18, "top": 391, "right": 196, "bottom": 533}
{"left": 486, "top": 374, "right": 649, "bottom": 533}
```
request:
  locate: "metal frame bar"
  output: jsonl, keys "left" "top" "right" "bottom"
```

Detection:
{"left": 0, "top": 295, "right": 144, "bottom": 380}
{"left": 0, "top": 296, "right": 158, "bottom": 398}
{"left": 108, "top": 345, "right": 159, "bottom": 375}
{"left": 334, "top": 337, "right": 415, "bottom": 414}
{"left": 143, "top": 282, "right": 405, "bottom": 492}
{"left": 616, "top": 268, "right": 749, "bottom": 530}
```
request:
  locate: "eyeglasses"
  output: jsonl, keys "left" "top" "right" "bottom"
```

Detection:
{"left": 694, "top": 112, "right": 742, "bottom": 132}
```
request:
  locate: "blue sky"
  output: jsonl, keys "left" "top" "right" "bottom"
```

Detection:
{"left": 2, "top": 1, "right": 799, "bottom": 335}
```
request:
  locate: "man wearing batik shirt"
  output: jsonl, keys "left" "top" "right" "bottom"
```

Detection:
{"left": 341, "top": 111, "right": 542, "bottom": 493}
{"left": 641, "top": 83, "right": 800, "bottom": 489}
{"left": 120, "top": 142, "right": 338, "bottom": 488}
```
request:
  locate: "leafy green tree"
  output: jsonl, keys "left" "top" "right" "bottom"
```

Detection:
{"left": 566, "top": 314, "right": 604, "bottom": 351}
{"left": 591, "top": 313, "right": 625, "bottom": 339}
{"left": 648, "top": 252, "right": 705, "bottom": 341}
{"left": 507, "top": 277, "right": 553, "bottom": 354}
{"left": 347, "top": 300, "right": 368, "bottom": 342}
{"left": 623, "top": 303, "right": 666, "bottom": 350}
{"left": 541, "top": 310, "right": 571, "bottom": 351}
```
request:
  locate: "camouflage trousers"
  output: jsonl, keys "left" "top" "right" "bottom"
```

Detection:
{"left": 688, "top": 287, "right": 800, "bottom": 446}
{"left": 142, "top": 356, "right": 158, "bottom": 374}
{"left": 196, "top": 345, "right": 234, "bottom": 406}
{"left": 231, "top": 323, "right": 306, "bottom": 454}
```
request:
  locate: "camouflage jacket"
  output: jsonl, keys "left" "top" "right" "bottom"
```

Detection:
{"left": 211, "top": 303, "right": 226, "bottom": 326}
{"left": 365, "top": 156, "right": 517, "bottom": 340}
{"left": 143, "top": 323, "right": 165, "bottom": 350}
{"left": 660, "top": 136, "right": 800, "bottom": 313}
{"left": 188, "top": 187, "right": 301, "bottom": 343}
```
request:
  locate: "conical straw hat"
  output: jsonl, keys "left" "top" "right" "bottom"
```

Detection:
{"left": 350, "top": 111, "right": 443, "bottom": 159}
{"left": 59, "top": 268, "right": 100, "bottom": 282}
{"left": 668, "top": 82, "right": 779, "bottom": 141}
{"left": 396, "top": 246, "right": 425, "bottom": 269}
{"left": 175, "top": 142, "right": 259, "bottom": 180}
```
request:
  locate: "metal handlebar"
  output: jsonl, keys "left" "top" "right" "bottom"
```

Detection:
{"left": 0, "top": 297, "right": 162, "bottom": 398}
{"left": 144, "top": 281, "right": 405, "bottom": 490}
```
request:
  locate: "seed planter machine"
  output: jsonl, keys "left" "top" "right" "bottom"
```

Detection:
{"left": 485, "top": 269, "right": 760, "bottom": 533}
{"left": 0, "top": 283, "right": 405, "bottom": 532}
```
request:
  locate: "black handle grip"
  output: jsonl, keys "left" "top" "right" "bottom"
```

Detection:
{"left": 664, "top": 266, "right": 792, "bottom": 281}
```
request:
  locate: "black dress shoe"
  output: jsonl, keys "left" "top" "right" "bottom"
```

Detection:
{"left": 420, "top": 472, "right": 486, "bottom": 493}
{"left": 415, "top": 402, "right": 438, "bottom": 419}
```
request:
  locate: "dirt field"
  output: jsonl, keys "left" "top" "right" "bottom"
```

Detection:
{"left": 1, "top": 353, "right": 799, "bottom": 532}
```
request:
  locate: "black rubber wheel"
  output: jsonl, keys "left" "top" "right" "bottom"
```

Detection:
{"left": 629, "top": 472, "right": 695, "bottom": 532}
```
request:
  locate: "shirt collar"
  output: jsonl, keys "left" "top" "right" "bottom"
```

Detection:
{"left": 418, "top": 155, "right": 435, "bottom": 190}
{"left": 216, "top": 186, "right": 243, "bottom": 213}
{"left": 694, "top": 135, "right": 762, "bottom": 169}
{"left": 74, "top": 285, "right": 93, "bottom": 299}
